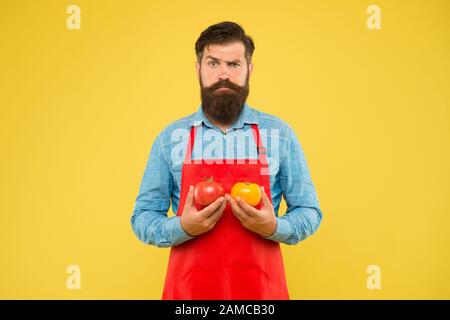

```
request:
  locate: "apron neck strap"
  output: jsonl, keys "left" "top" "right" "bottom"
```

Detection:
{"left": 251, "top": 124, "right": 269, "bottom": 166}
{"left": 183, "top": 125, "right": 197, "bottom": 164}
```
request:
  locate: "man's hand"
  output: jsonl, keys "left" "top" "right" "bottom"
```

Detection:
{"left": 180, "top": 185, "right": 227, "bottom": 237}
{"left": 228, "top": 186, "right": 277, "bottom": 238}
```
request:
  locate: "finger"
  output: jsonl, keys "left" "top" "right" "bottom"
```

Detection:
{"left": 206, "top": 196, "right": 227, "bottom": 224}
{"left": 199, "top": 196, "right": 225, "bottom": 218}
{"left": 229, "top": 196, "right": 248, "bottom": 222}
{"left": 236, "top": 196, "right": 260, "bottom": 217}
{"left": 185, "top": 185, "right": 194, "bottom": 208}
{"left": 260, "top": 186, "right": 271, "bottom": 208}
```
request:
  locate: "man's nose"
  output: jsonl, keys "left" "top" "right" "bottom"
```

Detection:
{"left": 218, "top": 64, "right": 230, "bottom": 80}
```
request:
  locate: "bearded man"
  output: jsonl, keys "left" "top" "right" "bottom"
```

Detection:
{"left": 131, "top": 21, "right": 323, "bottom": 300}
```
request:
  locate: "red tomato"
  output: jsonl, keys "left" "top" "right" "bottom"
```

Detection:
{"left": 194, "top": 178, "right": 225, "bottom": 206}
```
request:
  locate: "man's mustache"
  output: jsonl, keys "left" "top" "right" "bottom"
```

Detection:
{"left": 206, "top": 79, "right": 242, "bottom": 91}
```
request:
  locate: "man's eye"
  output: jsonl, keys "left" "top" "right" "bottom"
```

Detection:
{"left": 208, "top": 61, "right": 218, "bottom": 67}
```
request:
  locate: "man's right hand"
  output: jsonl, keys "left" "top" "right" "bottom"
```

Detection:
{"left": 180, "top": 185, "right": 227, "bottom": 237}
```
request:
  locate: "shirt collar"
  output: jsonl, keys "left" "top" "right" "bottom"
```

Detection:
{"left": 190, "top": 102, "right": 259, "bottom": 129}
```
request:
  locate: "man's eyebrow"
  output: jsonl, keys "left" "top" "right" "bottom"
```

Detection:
{"left": 205, "top": 55, "right": 243, "bottom": 64}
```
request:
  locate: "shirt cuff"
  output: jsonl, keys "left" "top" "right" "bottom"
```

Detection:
{"left": 169, "top": 216, "right": 195, "bottom": 246}
{"left": 264, "top": 217, "right": 293, "bottom": 243}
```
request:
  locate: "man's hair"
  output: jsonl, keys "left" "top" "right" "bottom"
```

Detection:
{"left": 195, "top": 21, "right": 255, "bottom": 64}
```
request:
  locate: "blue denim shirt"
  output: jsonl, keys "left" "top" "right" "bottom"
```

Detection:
{"left": 131, "top": 102, "right": 323, "bottom": 247}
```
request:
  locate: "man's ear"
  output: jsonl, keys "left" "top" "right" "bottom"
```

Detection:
{"left": 195, "top": 61, "right": 200, "bottom": 81}
{"left": 248, "top": 62, "right": 254, "bottom": 78}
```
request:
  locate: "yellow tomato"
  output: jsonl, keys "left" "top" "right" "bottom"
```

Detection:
{"left": 230, "top": 182, "right": 261, "bottom": 206}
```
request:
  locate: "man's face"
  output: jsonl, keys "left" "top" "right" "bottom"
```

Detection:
{"left": 196, "top": 42, "right": 253, "bottom": 125}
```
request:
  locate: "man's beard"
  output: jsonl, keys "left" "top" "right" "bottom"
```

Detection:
{"left": 200, "top": 72, "right": 249, "bottom": 125}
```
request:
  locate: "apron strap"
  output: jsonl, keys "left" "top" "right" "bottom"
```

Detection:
{"left": 251, "top": 124, "right": 270, "bottom": 176}
{"left": 183, "top": 125, "right": 197, "bottom": 165}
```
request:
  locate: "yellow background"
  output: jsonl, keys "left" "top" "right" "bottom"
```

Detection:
{"left": 1, "top": 0, "right": 449, "bottom": 299}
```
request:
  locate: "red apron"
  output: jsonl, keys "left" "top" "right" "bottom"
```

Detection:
{"left": 162, "top": 124, "right": 289, "bottom": 300}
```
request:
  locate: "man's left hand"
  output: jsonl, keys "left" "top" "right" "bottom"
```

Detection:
{"left": 227, "top": 186, "right": 277, "bottom": 238}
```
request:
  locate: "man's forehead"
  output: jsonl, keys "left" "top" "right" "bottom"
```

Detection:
{"left": 204, "top": 42, "right": 246, "bottom": 61}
